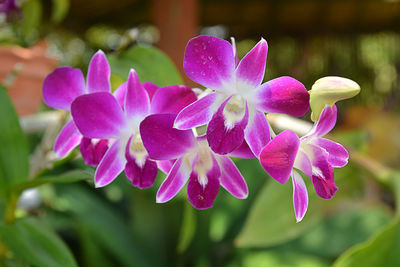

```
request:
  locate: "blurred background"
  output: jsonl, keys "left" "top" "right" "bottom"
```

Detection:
{"left": 1, "top": 0, "right": 400, "bottom": 266}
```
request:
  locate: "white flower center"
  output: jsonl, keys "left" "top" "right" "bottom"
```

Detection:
{"left": 193, "top": 141, "right": 214, "bottom": 188}
{"left": 129, "top": 133, "right": 147, "bottom": 168}
{"left": 223, "top": 94, "right": 246, "bottom": 130}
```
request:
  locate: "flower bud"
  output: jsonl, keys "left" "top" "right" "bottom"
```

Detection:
{"left": 309, "top": 76, "right": 360, "bottom": 121}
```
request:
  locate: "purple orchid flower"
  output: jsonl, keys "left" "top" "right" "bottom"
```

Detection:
{"left": 140, "top": 113, "right": 248, "bottom": 209}
{"left": 71, "top": 69, "right": 197, "bottom": 188}
{"left": 43, "top": 50, "right": 111, "bottom": 166}
{"left": 0, "top": 0, "right": 20, "bottom": 19}
{"left": 174, "top": 35, "right": 310, "bottom": 157}
{"left": 259, "top": 105, "right": 349, "bottom": 222}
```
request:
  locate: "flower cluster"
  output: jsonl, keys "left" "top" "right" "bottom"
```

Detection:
{"left": 43, "top": 35, "right": 357, "bottom": 221}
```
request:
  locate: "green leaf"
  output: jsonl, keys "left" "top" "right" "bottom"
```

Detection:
{"left": 240, "top": 251, "right": 330, "bottom": 267}
{"left": 109, "top": 45, "right": 183, "bottom": 86}
{"left": 235, "top": 179, "right": 323, "bottom": 248}
{"left": 0, "top": 217, "right": 77, "bottom": 267}
{"left": 177, "top": 202, "right": 196, "bottom": 253}
{"left": 0, "top": 88, "right": 29, "bottom": 199}
{"left": 333, "top": 216, "right": 400, "bottom": 267}
{"left": 51, "top": 0, "right": 69, "bottom": 23}
{"left": 20, "top": 0, "right": 42, "bottom": 44}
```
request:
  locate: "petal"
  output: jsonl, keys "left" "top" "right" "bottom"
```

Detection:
{"left": 86, "top": 50, "right": 111, "bottom": 93}
{"left": 207, "top": 97, "right": 249, "bottom": 155}
{"left": 305, "top": 105, "right": 337, "bottom": 138}
{"left": 157, "top": 160, "right": 175, "bottom": 174}
{"left": 292, "top": 171, "right": 308, "bottom": 222}
{"left": 150, "top": 85, "right": 197, "bottom": 115}
{"left": 217, "top": 155, "right": 248, "bottom": 199}
{"left": 79, "top": 137, "right": 109, "bottom": 167}
{"left": 187, "top": 155, "right": 221, "bottom": 209}
{"left": 184, "top": 35, "right": 235, "bottom": 92}
{"left": 95, "top": 140, "right": 125, "bottom": 187}
{"left": 259, "top": 130, "right": 300, "bottom": 184}
{"left": 244, "top": 110, "right": 270, "bottom": 157}
{"left": 54, "top": 120, "right": 82, "bottom": 157}
{"left": 113, "top": 81, "right": 127, "bottom": 108}
{"left": 71, "top": 92, "right": 126, "bottom": 139}
{"left": 143, "top": 81, "right": 159, "bottom": 101}
{"left": 228, "top": 140, "right": 255, "bottom": 159}
{"left": 157, "top": 157, "right": 191, "bottom": 203}
{"left": 294, "top": 149, "right": 313, "bottom": 178}
{"left": 236, "top": 38, "right": 268, "bottom": 88}
{"left": 140, "top": 114, "right": 196, "bottom": 160}
{"left": 42, "top": 67, "right": 85, "bottom": 110}
{"left": 231, "top": 37, "right": 239, "bottom": 67}
{"left": 125, "top": 158, "right": 158, "bottom": 189}
{"left": 174, "top": 92, "right": 220, "bottom": 130}
{"left": 315, "top": 138, "right": 348, "bottom": 167}
{"left": 125, "top": 70, "right": 150, "bottom": 118}
{"left": 256, "top": 76, "right": 310, "bottom": 117}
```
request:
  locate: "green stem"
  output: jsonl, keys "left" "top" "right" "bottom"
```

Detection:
{"left": 4, "top": 193, "right": 19, "bottom": 224}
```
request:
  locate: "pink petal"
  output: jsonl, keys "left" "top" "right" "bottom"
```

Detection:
{"left": 259, "top": 130, "right": 300, "bottom": 184}
{"left": 229, "top": 140, "right": 255, "bottom": 159}
{"left": 174, "top": 92, "right": 220, "bottom": 130}
{"left": 140, "top": 114, "right": 195, "bottom": 160}
{"left": 157, "top": 160, "right": 175, "bottom": 174}
{"left": 315, "top": 138, "right": 348, "bottom": 167}
{"left": 187, "top": 154, "right": 221, "bottom": 209}
{"left": 86, "top": 50, "right": 111, "bottom": 93}
{"left": 292, "top": 171, "right": 308, "bottom": 222}
{"left": 125, "top": 70, "right": 150, "bottom": 118}
{"left": 305, "top": 105, "right": 337, "bottom": 138}
{"left": 207, "top": 97, "right": 249, "bottom": 155}
{"left": 236, "top": 38, "right": 268, "bottom": 88}
{"left": 71, "top": 92, "right": 126, "bottom": 139}
{"left": 256, "top": 76, "right": 310, "bottom": 117}
{"left": 125, "top": 158, "right": 158, "bottom": 189}
{"left": 217, "top": 155, "right": 248, "bottom": 199}
{"left": 184, "top": 35, "right": 235, "bottom": 92}
{"left": 150, "top": 85, "right": 197, "bottom": 115}
{"left": 157, "top": 157, "right": 191, "bottom": 203}
{"left": 294, "top": 150, "right": 313, "bottom": 178}
{"left": 79, "top": 137, "right": 109, "bottom": 167}
{"left": 113, "top": 81, "right": 127, "bottom": 108}
{"left": 244, "top": 110, "right": 270, "bottom": 157}
{"left": 143, "top": 81, "right": 159, "bottom": 101}
{"left": 54, "top": 120, "right": 82, "bottom": 158}
{"left": 95, "top": 141, "right": 125, "bottom": 187}
{"left": 42, "top": 67, "right": 85, "bottom": 110}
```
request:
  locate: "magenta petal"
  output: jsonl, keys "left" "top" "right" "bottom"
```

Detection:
{"left": 143, "top": 81, "right": 159, "bottom": 101}
{"left": 86, "top": 50, "right": 111, "bottom": 93}
{"left": 151, "top": 85, "right": 197, "bottom": 115}
{"left": 125, "top": 158, "right": 158, "bottom": 189}
{"left": 113, "top": 81, "right": 127, "bottom": 108}
{"left": 187, "top": 155, "right": 221, "bottom": 209}
{"left": 80, "top": 137, "right": 109, "bottom": 167}
{"left": 244, "top": 110, "right": 270, "bottom": 157}
{"left": 292, "top": 171, "right": 308, "bottom": 222}
{"left": 140, "top": 114, "right": 195, "bottom": 160}
{"left": 294, "top": 150, "right": 313, "bottom": 178}
{"left": 259, "top": 130, "right": 300, "bottom": 184}
{"left": 229, "top": 140, "right": 255, "bottom": 159}
{"left": 95, "top": 141, "right": 125, "bottom": 187}
{"left": 218, "top": 156, "right": 248, "bottom": 199}
{"left": 157, "top": 160, "right": 175, "bottom": 174}
{"left": 236, "top": 38, "right": 268, "bottom": 88}
{"left": 43, "top": 67, "right": 85, "bottom": 110}
{"left": 256, "top": 76, "right": 310, "bottom": 117}
{"left": 174, "top": 92, "right": 219, "bottom": 130}
{"left": 207, "top": 98, "right": 249, "bottom": 155}
{"left": 54, "top": 120, "right": 82, "bottom": 158}
{"left": 71, "top": 92, "right": 126, "bottom": 139}
{"left": 306, "top": 105, "right": 337, "bottom": 138}
{"left": 157, "top": 157, "right": 191, "bottom": 203}
{"left": 125, "top": 70, "right": 150, "bottom": 118}
{"left": 315, "top": 138, "right": 348, "bottom": 167}
{"left": 184, "top": 35, "right": 235, "bottom": 91}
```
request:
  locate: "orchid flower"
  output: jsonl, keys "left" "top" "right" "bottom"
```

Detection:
{"left": 0, "top": 0, "right": 20, "bottom": 19}
{"left": 259, "top": 105, "right": 349, "bottom": 222}
{"left": 71, "top": 69, "right": 197, "bottom": 188}
{"left": 43, "top": 50, "right": 111, "bottom": 166}
{"left": 140, "top": 113, "right": 248, "bottom": 209}
{"left": 174, "top": 35, "right": 310, "bottom": 157}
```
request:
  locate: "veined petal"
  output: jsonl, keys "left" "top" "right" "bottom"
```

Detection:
{"left": 150, "top": 85, "right": 197, "bottom": 115}
{"left": 259, "top": 130, "right": 300, "bottom": 184}
{"left": 72, "top": 92, "right": 126, "bottom": 139}
{"left": 125, "top": 158, "right": 158, "bottom": 189}
{"left": 95, "top": 140, "right": 125, "bottom": 187}
{"left": 217, "top": 155, "right": 248, "bottom": 199}
{"left": 42, "top": 67, "right": 85, "bottom": 110}
{"left": 244, "top": 110, "right": 270, "bottom": 157}
{"left": 54, "top": 120, "right": 82, "bottom": 158}
{"left": 305, "top": 105, "right": 337, "bottom": 138}
{"left": 174, "top": 92, "right": 220, "bottom": 130}
{"left": 125, "top": 70, "right": 150, "bottom": 118}
{"left": 229, "top": 140, "right": 255, "bottom": 159}
{"left": 79, "top": 137, "right": 109, "bottom": 167}
{"left": 157, "top": 157, "right": 191, "bottom": 203}
{"left": 184, "top": 35, "right": 235, "bottom": 92}
{"left": 292, "top": 171, "right": 308, "bottom": 222}
{"left": 315, "top": 138, "right": 348, "bottom": 167}
{"left": 256, "top": 76, "right": 310, "bottom": 117}
{"left": 140, "top": 114, "right": 196, "bottom": 160}
{"left": 187, "top": 154, "right": 221, "bottom": 209}
{"left": 143, "top": 81, "right": 159, "bottom": 101}
{"left": 236, "top": 38, "right": 268, "bottom": 88}
{"left": 87, "top": 50, "right": 111, "bottom": 93}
